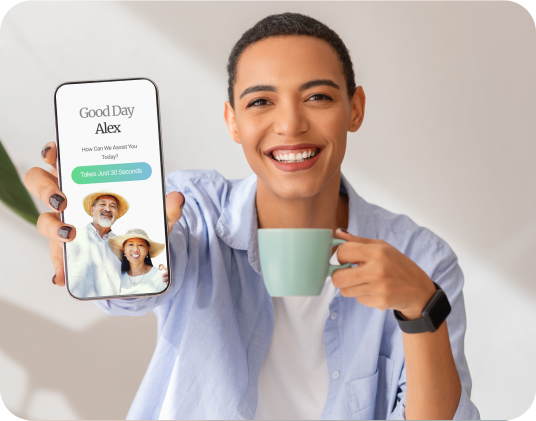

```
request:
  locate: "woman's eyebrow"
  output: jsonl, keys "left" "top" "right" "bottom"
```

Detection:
{"left": 240, "top": 84, "right": 277, "bottom": 99}
{"left": 239, "top": 79, "right": 339, "bottom": 100}
{"left": 299, "top": 79, "right": 340, "bottom": 91}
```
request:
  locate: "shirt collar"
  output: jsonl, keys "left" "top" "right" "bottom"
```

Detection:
{"left": 215, "top": 173, "right": 377, "bottom": 273}
{"left": 87, "top": 222, "right": 114, "bottom": 240}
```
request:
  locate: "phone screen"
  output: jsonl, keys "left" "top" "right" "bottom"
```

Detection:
{"left": 54, "top": 78, "right": 170, "bottom": 300}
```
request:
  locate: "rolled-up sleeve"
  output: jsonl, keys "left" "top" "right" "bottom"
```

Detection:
{"left": 389, "top": 239, "right": 480, "bottom": 420}
{"left": 389, "top": 388, "right": 478, "bottom": 420}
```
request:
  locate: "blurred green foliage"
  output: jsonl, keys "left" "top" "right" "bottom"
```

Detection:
{"left": 0, "top": 140, "right": 40, "bottom": 224}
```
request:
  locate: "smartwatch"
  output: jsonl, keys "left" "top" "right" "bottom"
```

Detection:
{"left": 394, "top": 282, "right": 451, "bottom": 333}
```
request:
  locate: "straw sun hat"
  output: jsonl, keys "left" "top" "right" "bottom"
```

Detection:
{"left": 108, "top": 228, "right": 165, "bottom": 261}
{"left": 83, "top": 189, "right": 129, "bottom": 219}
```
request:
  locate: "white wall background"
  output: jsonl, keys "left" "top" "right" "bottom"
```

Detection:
{"left": 0, "top": 1, "right": 535, "bottom": 419}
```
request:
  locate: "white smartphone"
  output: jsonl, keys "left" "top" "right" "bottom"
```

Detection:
{"left": 54, "top": 78, "right": 171, "bottom": 300}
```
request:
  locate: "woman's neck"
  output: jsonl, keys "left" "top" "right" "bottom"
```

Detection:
{"left": 256, "top": 169, "right": 349, "bottom": 233}
{"left": 128, "top": 261, "right": 149, "bottom": 276}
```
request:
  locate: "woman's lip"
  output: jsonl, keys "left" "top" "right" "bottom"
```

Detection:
{"left": 264, "top": 143, "right": 323, "bottom": 156}
{"left": 268, "top": 148, "right": 323, "bottom": 172}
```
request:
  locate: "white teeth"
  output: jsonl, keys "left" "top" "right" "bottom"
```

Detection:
{"left": 272, "top": 149, "right": 319, "bottom": 163}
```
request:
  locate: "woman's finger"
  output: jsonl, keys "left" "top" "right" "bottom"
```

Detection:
{"left": 331, "top": 266, "right": 369, "bottom": 289}
{"left": 24, "top": 167, "right": 67, "bottom": 212}
{"left": 50, "top": 239, "right": 65, "bottom": 286}
{"left": 159, "top": 264, "right": 169, "bottom": 283}
{"left": 166, "top": 191, "right": 184, "bottom": 234}
{"left": 41, "top": 142, "right": 57, "bottom": 169}
{"left": 37, "top": 212, "right": 76, "bottom": 242}
{"left": 339, "top": 282, "right": 375, "bottom": 298}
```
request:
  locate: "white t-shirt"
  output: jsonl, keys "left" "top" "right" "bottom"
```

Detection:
{"left": 254, "top": 253, "right": 340, "bottom": 420}
{"left": 120, "top": 266, "right": 166, "bottom": 295}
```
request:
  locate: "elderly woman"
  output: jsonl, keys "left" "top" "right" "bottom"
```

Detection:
{"left": 108, "top": 228, "right": 167, "bottom": 295}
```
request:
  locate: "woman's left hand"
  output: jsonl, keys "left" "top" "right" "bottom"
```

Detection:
{"left": 332, "top": 229, "right": 437, "bottom": 320}
{"left": 159, "top": 264, "right": 169, "bottom": 283}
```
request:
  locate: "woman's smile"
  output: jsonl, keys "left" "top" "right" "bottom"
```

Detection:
{"left": 264, "top": 144, "right": 325, "bottom": 172}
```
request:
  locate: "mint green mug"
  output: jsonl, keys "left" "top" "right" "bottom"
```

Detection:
{"left": 258, "top": 228, "right": 351, "bottom": 296}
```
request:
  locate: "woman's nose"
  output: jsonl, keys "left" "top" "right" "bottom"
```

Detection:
{"left": 273, "top": 100, "right": 309, "bottom": 138}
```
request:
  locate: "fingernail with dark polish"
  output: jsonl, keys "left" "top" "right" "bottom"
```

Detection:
{"left": 49, "top": 194, "right": 65, "bottom": 210}
{"left": 339, "top": 228, "right": 348, "bottom": 233}
{"left": 41, "top": 145, "right": 52, "bottom": 158}
{"left": 58, "top": 226, "right": 72, "bottom": 239}
{"left": 52, "top": 275, "right": 56, "bottom": 285}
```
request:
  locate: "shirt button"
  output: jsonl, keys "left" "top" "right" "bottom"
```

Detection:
{"left": 332, "top": 371, "right": 340, "bottom": 379}
{"left": 331, "top": 312, "right": 338, "bottom": 320}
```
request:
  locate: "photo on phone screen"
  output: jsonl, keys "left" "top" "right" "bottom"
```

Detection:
{"left": 54, "top": 78, "right": 170, "bottom": 300}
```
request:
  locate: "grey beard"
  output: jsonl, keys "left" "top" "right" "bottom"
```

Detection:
{"left": 97, "top": 214, "right": 115, "bottom": 228}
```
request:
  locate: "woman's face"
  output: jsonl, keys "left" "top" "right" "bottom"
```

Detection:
{"left": 123, "top": 238, "right": 149, "bottom": 264}
{"left": 224, "top": 35, "right": 366, "bottom": 199}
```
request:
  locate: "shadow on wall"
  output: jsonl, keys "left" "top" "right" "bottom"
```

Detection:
{"left": 0, "top": 299, "right": 156, "bottom": 420}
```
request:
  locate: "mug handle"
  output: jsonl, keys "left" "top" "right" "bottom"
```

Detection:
{"left": 328, "top": 239, "right": 351, "bottom": 276}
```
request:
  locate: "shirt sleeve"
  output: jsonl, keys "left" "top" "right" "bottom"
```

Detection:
{"left": 388, "top": 243, "right": 481, "bottom": 420}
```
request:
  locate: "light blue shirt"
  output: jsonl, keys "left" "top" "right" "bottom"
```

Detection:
{"left": 95, "top": 170, "right": 480, "bottom": 420}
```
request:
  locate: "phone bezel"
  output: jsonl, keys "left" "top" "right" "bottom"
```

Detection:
{"left": 53, "top": 77, "right": 172, "bottom": 301}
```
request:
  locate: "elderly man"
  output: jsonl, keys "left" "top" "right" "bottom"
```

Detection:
{"left": 65, "top": 189, "right": 129, "bottom": 298}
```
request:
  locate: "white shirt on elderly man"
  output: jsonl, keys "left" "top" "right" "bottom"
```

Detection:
{"left": 66, "top": 222, "right": 121, "bottom": 298}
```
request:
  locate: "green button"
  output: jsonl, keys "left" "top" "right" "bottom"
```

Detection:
{"left": 71, "top": 162, "right": 152, "bottom": 184}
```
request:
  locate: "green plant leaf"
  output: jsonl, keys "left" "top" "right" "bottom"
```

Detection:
{"left": 0, "top": 140, "right": 40, "bottom": 225}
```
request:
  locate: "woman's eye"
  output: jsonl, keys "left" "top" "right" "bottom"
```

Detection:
{"left": 247, "top": 98, "right": 271, "bottom": 108}
{"left": 308, "top": 93, "right": 333, "bottom": 101}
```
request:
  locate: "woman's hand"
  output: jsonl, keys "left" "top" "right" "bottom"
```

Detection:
{"left": 331, "top": 229, "right": 437, "bottom": 320}
{"left": 24, "top": 143, "right": 185, "bottom": 288}
{"left": 159, "top": 264, "right": 169, "bottom": 283}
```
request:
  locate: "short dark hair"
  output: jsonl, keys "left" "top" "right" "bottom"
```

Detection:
{"left": 121, "top": 239, "right": 153, "bottom": 273}
{"left": 227, "top": 13, "right": 357, "bottom": 108}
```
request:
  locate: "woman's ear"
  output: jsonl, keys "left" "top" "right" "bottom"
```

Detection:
{"left": 348, "top": 86, "right": 366, "bottom": 132}
{"left": 224, "top": 101, "right": 241, "bottom": 144}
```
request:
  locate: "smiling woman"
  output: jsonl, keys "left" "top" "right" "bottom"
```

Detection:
{"left": 108, "top": 228, "right": 167, "bottom": 295}
{"left": 224, "top": 33, "right": 364, "bottom": 205}
{"left": 23, "top": 10, "right": 481, "bottom": 421}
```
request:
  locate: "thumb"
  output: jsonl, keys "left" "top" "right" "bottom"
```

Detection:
{"left": 335, "top": 228, "right": 374, "bottom": 244}
{"left": 166, "top": 191, "right": 185, "bottom": 234}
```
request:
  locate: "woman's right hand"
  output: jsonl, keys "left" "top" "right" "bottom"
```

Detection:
{"left": 24, "top": 143, "right": 185, "bottom": 287}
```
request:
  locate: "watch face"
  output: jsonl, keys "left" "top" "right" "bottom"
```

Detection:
{"left": 424, "top": 291, "right": 451, "bottom": 331}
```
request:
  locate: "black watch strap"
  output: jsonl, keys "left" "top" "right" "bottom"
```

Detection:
{"left": 394, "top": 282, "right": 451, "bottom": 334}
{"left": 394, "top": 311, "right": 430, "bottom": 334}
